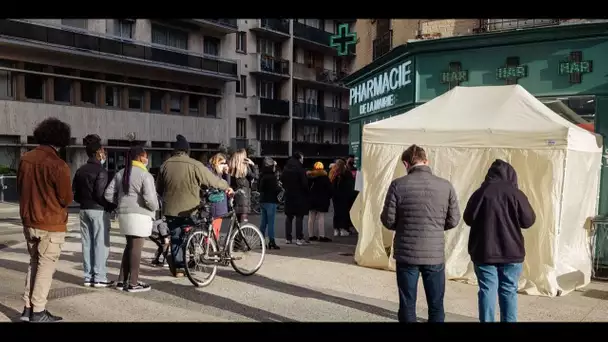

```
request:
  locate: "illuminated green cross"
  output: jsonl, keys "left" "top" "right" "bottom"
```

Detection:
{"left": 330, "top": 24, "right": 357, "bottom": 56}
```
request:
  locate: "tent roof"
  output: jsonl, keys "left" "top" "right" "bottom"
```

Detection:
{"left": 363, "top": 85, "right": 601, "bottom": 152}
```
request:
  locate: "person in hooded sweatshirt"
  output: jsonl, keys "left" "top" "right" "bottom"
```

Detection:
{"left": 463, "top": 159, "right": 536, "bottom": 323}
{"left": 306, "top": 161, "right": 332, "bottom": 242}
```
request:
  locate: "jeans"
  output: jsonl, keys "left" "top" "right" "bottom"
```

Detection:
{"left": 285, "top": 214, "right": 304, "bottom": 241}
{"left": 474, "top": 263, "right": 522, "bottom": 322}
{"left": 79, "top": 210, "right": 111, "bottom": 282}
{"left": 165, "top": 216, "right": 194, "bottom": 269}
{"left": 396, "top": 262, "right": 446, "bottom": 323}
{"left": 260, "top": 203, "right": 277, "bottom": 241}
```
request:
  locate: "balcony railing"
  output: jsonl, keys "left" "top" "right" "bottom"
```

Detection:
{"left": 259, "top": 19, "right": 290, "bottom": 35}
{"left": 292, "top": 142, "right": 349, "bottom": 158}
{"left": 293, "top": 21, "right": 332, "bottom": 46}
{"left": 199, "top": 19, "right": 238, "bottom": 29}
{"left": 373, "top": 29, "right": 392, "bottom": 60}
{"left": 474, "top": 19, "right": 567, "bottom": 33}
{"left": 256, "top": 53, "right": 290, "bottom": 75}
{"left": 259, "top": 140, "right": 289, "bottom": 156}
{"left": 259, "top": 97, "right": 290, "bottom": 117}
{"left": 0, "top": 19, "right": 238, "bottom": 77}
{"left": 293, "top": 102, "right": 348, "bottom": 122}
{"left": 293, "top": 63, "right": 348, "bottom": 86}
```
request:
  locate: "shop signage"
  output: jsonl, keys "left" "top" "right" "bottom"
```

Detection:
{"left": 330, "top": 24, "right": 357, "bottom": 57}
{"left": 440, "top": 62, "right": 468, "bottom": 89}
{"left": 559, "top": 51, "right": 592, "bottom": 84}
{"left": 349, "top": 59, "right": 412, "bottom": 116}
{"left": 496, "top": 57, "right": 527, "bottom": 84}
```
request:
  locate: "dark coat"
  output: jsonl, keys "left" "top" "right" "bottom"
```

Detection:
{"left": 464, "top": 159, "right": 536, "bottom": 265}
{"left": 230, "top": 165, "right": 258, "bottom": 215}
{"left": 259, "top": 167, "right": 281, "bottom": 204}
{"left": 281, "top": 157, "right": 309, "bottom": 216}
{"left": 308, "top": 169, "right": 332, "bottom": 212}
{"left": 205, "top": 164, "right": 230, "bottom": 218}
{"left": 73, "top": 158, "right": 116, "bottom": 212}
{"left": 380, "top": 165, "right": 460, "bottom": 265}
{"left": 331, "top": 170, "right": 355, "bottom": 229}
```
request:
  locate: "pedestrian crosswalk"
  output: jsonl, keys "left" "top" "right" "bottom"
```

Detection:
{"left": 0, "top": 214, "right": 80, "bottom": 230}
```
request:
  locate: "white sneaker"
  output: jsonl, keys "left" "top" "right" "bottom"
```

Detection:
{"left": 334, "top": 229, "right": 339, "bottom": 237}
{"left": 295, "top": 239, "right": 304, "bottom": 246}
{"left": 340, "top": 230, "right": 350, "bottom": 237}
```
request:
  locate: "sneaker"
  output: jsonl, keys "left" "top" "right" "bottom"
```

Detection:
{"left": 127, "top": 282, "right": 151, "bottom": 293}
{"left": 309, "top": 236, "right": 318, "bottom": 241}
{"left": 340, "top": 230, "right": 350, "bottom": 237}
{"left": 83, "top": 281, "right": 92, "bottom": 287}
{"left": 20, "top": 307, "right": 31, "bottom": 322}
{"left": 319, "top": 236, "right": 332, "bottom": 242}
{"left": 334, "top": 229, "right": 339, "bottom": 237}
{"left": 115, "top": 281, "right": 127, "bottom": 291}
{"left": 93, "top": 280, "right": 115, "bottom": 288}
{"left": 295, "top": 239, "right": 304, "bottom": 246}
{"left": 285, "top": 240, "right": 292, "bottom": 244}
{"left": 30, "top": 310, "right": 63, "bottom": 323}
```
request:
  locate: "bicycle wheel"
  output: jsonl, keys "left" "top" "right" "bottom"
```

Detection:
{"left": 229, "top": 223, "right": 266, "bottom": 276}
{"left": 184, "top": 230, "right": 218, "bottom": 287}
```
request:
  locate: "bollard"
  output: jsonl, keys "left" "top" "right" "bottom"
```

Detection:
{"left": 0, "top": 175, "right": 4, "bottom": 203}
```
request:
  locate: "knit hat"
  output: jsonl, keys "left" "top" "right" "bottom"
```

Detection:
{"left": 313, "top": 161, "right": 324, "bottom": 170}
{"left": 173, "top": 134, "right": 190, "bottom": 152}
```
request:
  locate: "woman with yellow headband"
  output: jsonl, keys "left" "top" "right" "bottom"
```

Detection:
{"left": 307, "top": 161, "right": 332, "bottom": 242}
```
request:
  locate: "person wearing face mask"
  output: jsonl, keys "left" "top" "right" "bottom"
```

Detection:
{"left": 206, "top": 153, "right": 231, "bottom": 239}
{"left": 72, "top": 134, "right": 117, "bottom": 289}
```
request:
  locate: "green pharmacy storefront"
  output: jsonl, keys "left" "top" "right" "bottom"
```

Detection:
{"left": 344, "top": 22, "right": 608, "bottom": 271}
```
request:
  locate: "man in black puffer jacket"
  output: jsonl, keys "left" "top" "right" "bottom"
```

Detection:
{"left": 72, "top": 134, "right": 117, "bottom": 288}
{"left": 381, "top": 144, "right": 460, "bottom": 323}
{"left": 464, "top": 159, "right": 535, "bottom": 323}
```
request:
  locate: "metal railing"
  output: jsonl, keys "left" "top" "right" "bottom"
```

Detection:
{"left": 293, "top": 21, "right": 332, "bottom": 46}
{"left": 198, "top": 19, "right": 238, "bottom": 29}
{"left": 259, "top": 19, "right": 290, "bottom": 35}
{"left": 293, "top": 102, "right": 348, "bottom": 122}
{"left": 475, "top": 19, "right": 560, "bottom": 33}
{"left": 292, "top": 142, "right": 348, "bottom": 157}
{"left": 259, "top": 140, "right": 289, "bottom": 156}
{"left": 260, "top": 97, "right": 290, "bottom": 116}
{"left": 258, "top": 54, "right": 290, "bottom": 75}
{"left": 373, "top": 29, "right": 392, "bottom": 60}
{"left": 293, "top": 63, "right": 348, "bottom": 86}
{"left": 0, "top": 19, "right": 238, "bottom": 76}
{"left": 0, "top": 175, "right": 17, "bottom": 203}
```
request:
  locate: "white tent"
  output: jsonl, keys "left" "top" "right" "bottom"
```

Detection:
{"left": 351, "top": 85, "right": 603, "bottom": 297}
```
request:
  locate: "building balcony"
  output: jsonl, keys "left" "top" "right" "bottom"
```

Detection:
{"left": 249, "top": 53, "right": 290, "bottom": 80}
{"left": 246, "top": 97, "right": 290, "bottom": 120}
{"left": 292, "top": 22, "right": 335, "bottom": 54}
{"left": 259, "top": 140, "right": 289, "bottom": 157}
{"left": 373, "top": 29, "right": 392, "bottom": 61}
{"left": 251, "top": 19, "right": 290, "bottom": 40}
{"left": 293, "top": 63, "right": 349, "bottom": 91}
{"left": 181, "top": 19, "right": 238, "bottom": 34}
{"left": 292, "top": 141, "right": 348, "bottom": 159}
{"left": 471, "top": 19, "right": 606, "bottom": 33}
{"left": 292, "top": 102, "right": 348, "bottom": 124}
{"left": 0, "top": 19, "right": 238, "bottom": 80}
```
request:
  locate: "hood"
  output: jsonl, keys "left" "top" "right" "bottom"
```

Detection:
{"left": 284, "top": 157, "right": 302, "bottom": 172}
{"left": 307, "top": 169, "right": 327, "bottom": 178}
{"left": 484, "top": 159, "right": 518, "bottom": 188}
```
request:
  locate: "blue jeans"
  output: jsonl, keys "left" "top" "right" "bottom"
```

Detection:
{"left": 260, "top": 203, "right": 277, "bottom": 241}
{"left": 474, "top": 263, "right": 522, "bottom": 322}
{"left": 396, "top": 263, "right": 445, "bottom": 323}
{"left": 165, "top": 216, "right": 194, "bottom": 269}
{"left": 79, "top": 210, "right": 111, "bottom": 282}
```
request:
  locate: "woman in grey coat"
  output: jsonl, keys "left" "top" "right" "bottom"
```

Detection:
{"left": 104, "top": 146, "right": 159, "bottom": 293}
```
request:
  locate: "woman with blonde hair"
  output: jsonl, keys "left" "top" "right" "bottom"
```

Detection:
{"left": 228, "top": 149, "right": 258, "bottom": 222}
{"left": 206, "top": 153, "right": 230, "bottom": 239}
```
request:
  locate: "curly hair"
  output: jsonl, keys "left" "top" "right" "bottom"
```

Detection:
{"left": 33, "top": 118, "right": 71, "bottom": 148}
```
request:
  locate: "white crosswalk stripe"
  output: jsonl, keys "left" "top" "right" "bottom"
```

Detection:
{"left": 0, "top": 215, "right": 80, "bottom": 230}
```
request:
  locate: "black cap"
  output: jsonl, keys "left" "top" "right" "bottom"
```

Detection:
{"left": 173, "top": 134, "right": 190, "bottom": 152}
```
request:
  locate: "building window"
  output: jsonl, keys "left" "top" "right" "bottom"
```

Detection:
{"left": 298, "top": 19, "right": 321, "bottom": 29}
{"left": 151, "top": 24, "right": 188, "bottom": 50}
{"left": 111, "top": 19, "right": 134, "bottom": 39}
{"left": 128, "top": 88, "right": 143, "bottom": 110}
{"left": 105, "top": 86, "right": 120, "bottom": 107}
{"left": 236, "top": 75, "right": 246, "bottom": 96}
{"left": 24, "top": 74, "right": 44, "bottom": 101}
{"left": 0, "top": 69, "right": 12, "bottom": 99}
{"left": 332, "top": 128, "right": 342, "bottom": 143}
{"left": 257, "top": 123, "right": 278, "bottom": 141}
{"left": 331, "top": 93, "right": 342, "bottom": 108}
{"left": 257, "top": 38, "right": 276, "bottom": 57}
{"left": 204, "top": 36, "right": 220, "bottom": 56}
{"left": 62, "top": 19, "right": 88, "bottom": 29}
{"left": 150, "top": 90, "right": 164, "bottom": 113}
{"left": 53, "top": 77, "right": 71, "bottom": 103}
{"left": 236, "top": 32, "right": 247, "bottom": 53}
{"left": 169, "top": 93, "right": 181, "bottom": 114}
{"left": 256, "top": 80, "right": 274, "bottom": 99}
{"left": 236, "top": 118, "right": 247, "bottom": 138}
{"left": 301, "top": 125, "right": 322, "bottom": 143}
{"left": 81, "top": 81, "right": 97, "bottom": 105}
{"left": 204, "top": 97, "right": 218, "bottom": 117}
{"left": 189, "top": 95, "right": 200, "bottom": 115}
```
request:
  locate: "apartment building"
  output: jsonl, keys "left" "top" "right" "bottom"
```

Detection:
{"left": 234, "top": 19, "right": 354, "bottom": 166}
{"left": 0, "top": 18, "right": 242, "bottom": 179}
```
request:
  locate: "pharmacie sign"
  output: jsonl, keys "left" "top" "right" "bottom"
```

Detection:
{"left": 349, "top": 60, "right": 413, "bottom": 117}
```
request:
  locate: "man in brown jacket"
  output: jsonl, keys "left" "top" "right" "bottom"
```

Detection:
{"left": 17, "top": 118, "right": 73, "bottom": 323}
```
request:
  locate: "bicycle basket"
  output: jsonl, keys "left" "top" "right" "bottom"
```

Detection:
{"left": 207, "top": 191, "right": 225, "bottom": 204}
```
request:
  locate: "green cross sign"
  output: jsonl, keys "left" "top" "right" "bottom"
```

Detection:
{"left": 330, "top": 24, "right": 357, "bottom": 56}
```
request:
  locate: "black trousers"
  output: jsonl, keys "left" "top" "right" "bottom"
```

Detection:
{"left": 285, "top": 215, "right": 304, "bottom": 241}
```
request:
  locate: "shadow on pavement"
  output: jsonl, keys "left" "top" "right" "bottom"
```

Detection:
{"left": 0, "top": 301, "right": 21, "bottom": 322}
{"left": 216, "top": 269, "right": 397, "bottom": 320}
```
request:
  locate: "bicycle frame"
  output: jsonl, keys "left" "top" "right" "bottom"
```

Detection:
{"left": 202, "top": 201, "right": 253, "bottom": 260}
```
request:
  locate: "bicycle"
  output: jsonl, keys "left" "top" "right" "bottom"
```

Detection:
{"left": 183, "top": 188, "right": 266, "bottom": 287}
